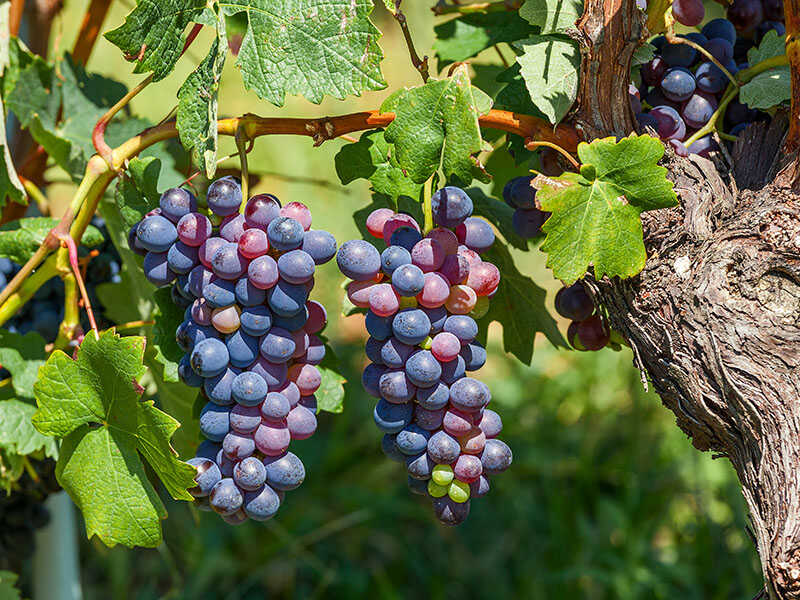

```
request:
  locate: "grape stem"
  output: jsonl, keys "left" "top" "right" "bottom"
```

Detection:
{"left": 53, "top": 268, "right": 81, "bottom": 352}
{"left": 71, "top": 0, "right": 113, "bottom": 66}
{"left": 423, "top": 177, "right": 434, "bottom": 233}
{"left": 524, "top": 139, "right": 580, "bottom": 169}
{"left": 19, "top": 176, "right": 49, "bottom": 215}
{"left": 390, "top": 1, "right": 429, "bottom": 83}
{"left": 235, "top": 126, "right": 252, "bottom": 213}
{"left": 112, "top": 320, "right": 155, "bottom": 332}
{"left": 0, "top": 108, "right": 578, "bottom": 327}
{"left": 58, "top": 233, "right": 99, "bottom": 340}
{"left": 664, "top": 13, "right": 738, "bottom": 88}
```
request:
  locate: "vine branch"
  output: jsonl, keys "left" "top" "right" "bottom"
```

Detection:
{"left": 390, "top": 1, "right": 429, "bottom": 83}
{"left": 432, "top": 0, "right": 522, "bottom": 15}
{"left": 71, "top": 0, "right": 113, "bottom": 66}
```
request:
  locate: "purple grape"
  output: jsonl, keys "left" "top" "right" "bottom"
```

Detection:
{"left": 661, "top": 67, "right": 696, "bottom": 102}
{"left": 206, "top": 176, "right": 242, "bottom": 217}
{"left": 673, "top": 0, "right": 704, "bottom": 26}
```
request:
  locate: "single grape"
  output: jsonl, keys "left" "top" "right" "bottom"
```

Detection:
{"left": 264, "top": 452, "right": 305, "bottom": 491}
{"left": 238, "top": 228, "right": 269, "bottom": 259}
{"left": 661, "top": 38, "right": 696, "bottom": 67}
{"left": 426, "top": 227, "right": 459, "bottom": 255}
{"left": 554, "top": 283, "right": 594, "bottom": 321}
{"left": 248, "top": 255, "right": 279, "bottom": 290}
{"left": 702, "top": 18, "right": 737, "bottom": 44}
{"left": 166, "top": 241, "right": 199, "bottom": 275}
{"left": 288, "top": 363, "right": 321, "bottom": 395}
{"left": 225, "top": 329, "right": 259, "bottom": 368}
{"left": 459, "top": 427, "right": 486, "bottom": 455}
{"left": 206, "top": 177, "right": 242, "bottom": 216}
{"left": 695, "top": 61, "right": 729, "bottom": 94}
{"left": 266, "top": 217, "right": 305, "bottom": 251}
{"left": 411, "top": 238, "right": 445, "bottom": 273}
{"left": 136, "top": 215, "right": 178, "bottom": 252}
{"left": 727, "top": 0, "right": 763, "bottom": 34}
{"left": 431, "top": 187, "right": 473, "bottom": 228}
{"left": 177, "top": 212, "right": 212, "bottom": 247}
{"left": 234, "top": 277, "right": 266, "bottom": 307}
{"left": 661, "top": 67, "right": 696, "bottom": 102}
{"left": 244, "top": 193, "right": 281, "bottom": 229}
{"left": 649, "top": 106, "right": 686, "bottom": 140}
{"left": 199, "top": 402, "right": 231, "bottom": 442}
{"left": 373, "top": 398, "right": 414, "bottom": 433}
{"left": 211, "top": 243, "right": 248, "bottom": 280}
{"left": 507, "top": 176, "right": 536, "bottom": 209}
{"left": 512, "top": 208, "right": 546, "bottom": 238}
{"left": 576, "top": 314, "right": 610, "bottom": 350}
{"left": 220, "top": 214, "right": 246, "bottom": 243}
{"left": 267, "top": 280, "right": 308, "bottom": 317}
{"left": 230, "top": 404, "right": 262, "bottom": 434}
{"left": 456, "top": 217, "right": 495, "bottom": 253}
{"left": 305, "top": 300, "right": 327, "bottom": 334}
{"left": 277, "top": 250, "right": 315, "bottom": 284}
{"left": 287, "top": 404, "right": 317, "bottom": 440}
{"left": 366, "top": 208, "right": 396, "bottom": 238}
{"left": 416, "top": 381, "right": 450, "bottom": 410}
{"left": 159, "top": 187, "right": 197, "bottom": 223}
{"left": 368, "top": 283, "right": 400, "bottom": 317}
{"left": 301, "top": 230, "right": 337, "bottom": 264}
{"left": 427, "top": 431, "right": 461, "bottom": 464}
{"left": 682, "top": 93, "right": 717, "bottom": 129}
{"left": 143, "top": 252, "right": 176, "bottom": 287}
{"left": 641, "top": 56, "right": 667, "bottom": 86}
{"left": 209, "top": 478, "right": 244, "bottom": 515}
{"left": 254, "top": 422, "right": 291, "bottom": 456}
{"left": 449, "top": 377, "right": 490, "bottom": 412}
{"left": 416, "top": 272, "right": 450, "bottom": 309}
{"left": 302, "top": 335, "right": 326, "bottom": 365}
{"left": 198, "top": 237, "right": 226, "bottom": 269}
{"left": 336, "top": 239, "right": 381, "bottom": 281}
{"left": 203, "top": 276, "right": 236, "bottom": 308}
{"left": 415, "top": 406, "right": 446, "bottom": 431}
{"left": 280, "top": 201, "right": 312, "bottom": 230}
{"left": 673, "top": 0, "right": 704, "bottom": 26}
{"left": 430, "top": 332, "right": 461, "bottom": 362}
{"left": 405, "top": 350, "right": 442, "bottom": 388}
{"left": 187, "top": 458, "right": 222, "bottom": 497}
{"left": 391, "top": 308, "right": 431, "bottom": 345}
{"left": 391, "top": 264, "right": 426, "bottom": 297}
{"left": 379, "top": 369, "right": 417, "bottom": 403}
{"left": 243, "top": 485, "right": 281, "bottom": 521}
{"left": 445, "top": 284, "right": 477, "bottom": 314}
{"left": 259, "top": 327, "right": 296, "bottom": 363}
{"left": 481, "top": 439, "right": 513, "bottom": 474}
{"left": 389, "top": 226, "right": 423, "bottom": 251}
{"left": 239, "top": 305, "right": 272, "bottom": 337}
{"left": 406, "top": 452, "right": 435, "bottom": 480}
{"left": 395, "top": 424, "right": 431, "bottom": 455}
{"left": 454, "top": 454, "right": 483, "bottom": 483}
{"left": 223, "top": 431, "right": 256, "bottom": 460}
{"left": 466, "top": 261, "right": 499, "bottom": 296}
{"left": 233, "top": 456, "right": 267, "bottom": 491}
{"left": 204, "top": 366, "right": 240, "bottom": 405}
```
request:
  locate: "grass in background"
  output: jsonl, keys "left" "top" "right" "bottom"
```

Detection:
{"left": 42, "top": 1, "right": 764, "bottom": 597}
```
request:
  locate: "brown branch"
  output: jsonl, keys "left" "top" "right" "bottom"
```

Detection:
{"left": 71, "top": 0, "right": 113, "bottom": 66}
{"left": 391, "top": 1, "right": 429, "bottom": 83}
{"left": 9, "top": 0, "right": 24, "bottom": 36}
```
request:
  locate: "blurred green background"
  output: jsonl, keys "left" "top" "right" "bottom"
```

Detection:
{"left": 43, "top": 1, "right": 763, "bottom": 598}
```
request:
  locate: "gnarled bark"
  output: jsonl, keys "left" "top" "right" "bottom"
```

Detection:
{"left": 574, "top": 0, "right": 800, "bottom": 597}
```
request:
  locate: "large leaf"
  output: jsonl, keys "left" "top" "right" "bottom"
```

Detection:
{"left": 0, "top": 30, "right": 25, "bottom": 211}
{"left": 219, "top": 0, "right": 386, "bottom": 106}
{"left": 433, "top": 11, "right": 532, "bottom": 66}
{"left": 316, "top": 365, "right": 345, "bottom": 414}
{"left": 381, "top": 64, "right": 492, "bottom": 186}
{"left": 538, "top": 134, "right": 678, "bottom": 284}
{"left": 114, "top": 156, "right": 162, "bottom": 228}
{"left": 0, "top": 330, "right": 47, "bottom": 398}
{"left": 519, "top": 0, "right": 583, "bottom": 34}
{"left": 177, "top": 19, "right": 226, "bottom": 178}
{"left": 32, "top": 331, "right": 195, "bottom": 548}
{"left": 104, "top": 0, "right": 208, "bottom": 82}
{"left": 334, "top": 129, "right": 423, "bottom": 203}
{"left": 514, "top": 35, "right": 580, "bottom": 124}
{"left": 0, "top": 217, "right": 102, "bottom": 264}
{"left": 479, "top": 242, "right": 564, "bottom": 364}
{"left": 0, "top": 571, "right": 21, "bottom": 600}
{"left": 740, "top": 31, "right": 789, "bottom": 110}
{"left": 747, "top": 30, "right": 785, "bottom": 64}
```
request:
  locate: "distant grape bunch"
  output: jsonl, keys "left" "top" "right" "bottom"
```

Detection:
{"left": 128, "top": 177, "right": 337, "bottom": 524}
{"left": 633, "top": 9, "right": 784, "bottom": 156}
{"left": 502, "top": 175, "right": 548, "bottom": 239}
{"left": 337, "top": 187, "right": 512, "bottom": 526}
{"left": 554, "top": 282, "right": 616, "bottom": 351}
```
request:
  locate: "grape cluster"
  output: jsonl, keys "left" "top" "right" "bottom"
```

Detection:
{"left": 554, "top": 283, "right": 612, "bottom": 351}
{"left": 0, "top": 460, "right": 58, "bottom": 569}
{"left": 502, "top": 175, "right": 548, "bottom": 239}
{"left": 634, "top": 11, "right": 784, "bottom": 156}
{"left": 128, "top": 177, "right": 337, "bottom": 524}
{"left": 0, "top": 217, "right": 121, "bottom": 341}
{"left": 337, "top": 187, "right": 512, "bottom": 526}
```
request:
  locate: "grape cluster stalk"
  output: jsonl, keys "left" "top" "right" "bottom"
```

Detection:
{"left": 129, "top": 177, "right": 337, "bottom": 524}
{"left": 337, "top": 187, "right": 512, "bottom": 525}
{"left": 633, "top": 6, "right": 785, "bottom": 155}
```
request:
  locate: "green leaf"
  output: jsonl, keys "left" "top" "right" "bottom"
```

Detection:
{"left": 479, "top": 242, "right": 564, "bottom": 364}
{"left": 145, "top": 356, "right": 200, "bottom": 459}
{"left": 113, "top": 156, "right": 163, "bottom": 228}
{"left": 32, "top": 331, "right": 195, "bottom": 548}
{"left": 514, "top": 35, "right": 580, "bottom": 124}
{"left": 740, "top": 67, "right": 790, "bottom": 110}
{"left": 433, "top": 12, "right": 532, "bottom": 66}
{"left": 466, "top": 187, "right": 529, "bottom": 250}
{"left": 0, "top": 330, "right": 47, "bottom": 399}
{"left": 538, "top": 134, "right": 677, "bottom": 284}
{"left": 632, "top": 42, "right": 656, "bottom": 66}
{"left": 747, "top": 30, "right": 785, "bottom": 64}
{"left": 0, "top": 28, "right": 26, "bottom": 211}
{"left": 382, "top": 64, "right": 492, "bottom": 186}
{"left": 0, "top": 397, "right": 57, "bottom": 458}
{"left": 177, "top": 19, "right": 226, "bottom": 178}
{"left": 219, "top": 0, "right": 386, "bottom": 106}
{"left": 7, "top": 54, "right": 129, "bottom": 180}
{"left": 0, "top": 571, "right": 21, "bottom": 600}
{"left": 104, "top": 0, "right": 207, "bottom": 82}
{"left": 0, "top": 217, "right": 102, "bottom": 264}
{"left": 519, "top": 0, "right": 583, "bottom": 34}
{"left": 316, "top": 343, "right": 346, "bottom": 414}
{"left": 151, "top": 287, "right": 184, "bottom": 383}
{"left": 334, "top": 130, "right": 423, "bottom": 203}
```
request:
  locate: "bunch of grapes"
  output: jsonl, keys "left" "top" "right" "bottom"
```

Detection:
{"left": 554, "top": 282, "right": 613, "bottom": 351}
{"left": 0, "top": 216, "right": 121, "bottom": 341}
{"left": 337, "top": 187, "right": 512, "bottom": 526}
{"left": 128, "top": 177, "right": 337, "bottom": 524}
{"left": 0, "top": 459, "right": 59, "bottom": 570}
{"left": 633, "top": 11, "right": 784, "bottom": 156}
{"left": 501, "top": 175, "right": 549, "bottom": 239}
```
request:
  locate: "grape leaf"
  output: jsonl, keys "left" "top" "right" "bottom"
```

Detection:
{"left": 0, "top": 330, "right": 47, "bottom": 399}
{"left": 519, "top": 0, "right": 583, "bottom": 34}
{"left": 317, "top": 343, "right": 346, "bottom": 414}
{"left": 113, "top": 157, "right": 163, "bottom": 228}
{"left": 334, "top": 130, "right": 423, "bottom": 203}
{"left": 538, "top": 134, "right": 678, "bottom": 284}
{"left": 145, "top": 355, "right": 200, "bottom": 459}
{"left": 747, "top": 30, "right": 785, "bottom": 64}
{"left": 382, "top": 64, "right": 492, "bottom": 186}
{"left": 0, "top": 46, "right": 25, "bottom": 210}
{"left": 0, "top": 571, "right": 20, "bottom": 600}
{"left": 466, "top": 187, "right": 529, "bottom": 251}
{"left": 0, "top": 217, "right": 102, "bottom": 264}
{"left": 151, "top": 287, "right": 184, "bottom": 383}
{"left": 104, "top": 0, "right": 207, "bottom": 82}
{"left": 433, "top": 12, "right": 532, "bottom": 66}
{"left": 7, "top": 54, "right": 129, "bottom": 180}
{"left": 478, "top": 241, "right": 564, "bottom": 364}
{"left": 632, "top": 42, "right": 656, "bottom": 66}
{"left": 740, "top": 67, "right": 790, "bottom": 110}
{"left": 177, "top": 18, "right": 226, "bottom": 178}
{"left": 0, "top": 397, "right": 57, "bottom": 458}
{"left": 32, "top": 331, "right": 195, "bottom": 548}
{"left": 218, "top": 0, "right": 386, "bottom": 106}
{"left": 514, "top": 35, "right": 580, "bottom": 125}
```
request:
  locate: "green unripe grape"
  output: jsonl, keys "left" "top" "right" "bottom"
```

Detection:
{"left": 419, "top": 336, "right": 433, "bottom": 350}
{"left": 399, "top": 296, "right": 418, "bottom": 309}
{"left": 432, "top": 464, "right": 454, "bottom": 486}
{"left": 448, "top": 480, "right": 470, "bottom": 503}
{"left": 427, "top": 480, "right": 448, "bottom": 498}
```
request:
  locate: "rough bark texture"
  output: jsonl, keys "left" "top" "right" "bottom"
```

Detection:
{"left": 574, "top": 0, "right": 800, "bottom": 597}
